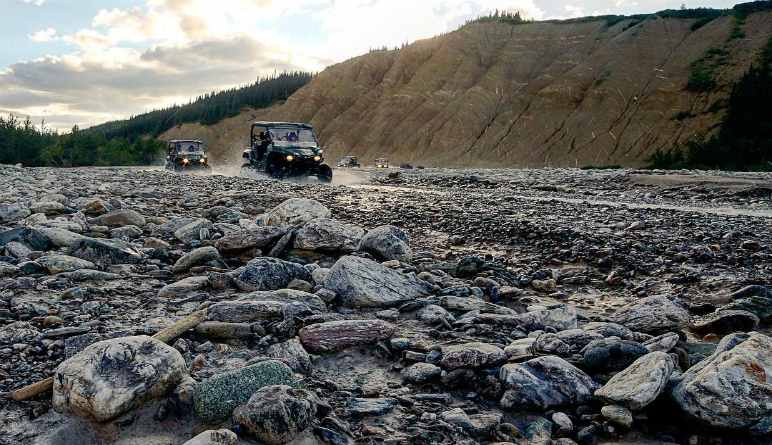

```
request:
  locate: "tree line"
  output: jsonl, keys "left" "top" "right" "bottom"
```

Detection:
{"left": 0, "top": 71, "right": 313, "bottom": 167}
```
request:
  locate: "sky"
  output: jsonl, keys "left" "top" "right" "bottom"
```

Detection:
{"left": 1, "top": 0, "right": 741, "bottom": 130}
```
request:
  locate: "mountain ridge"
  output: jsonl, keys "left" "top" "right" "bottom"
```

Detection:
{"left": 161, "top": 3, "right": 772, "bottom": 168}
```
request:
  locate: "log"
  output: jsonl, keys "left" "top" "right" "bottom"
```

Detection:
{"left": 6, "top": 309, "right": 208, "bottom": 401}
{"left": 8, "top": 377, "right": 54, "bottom": 402}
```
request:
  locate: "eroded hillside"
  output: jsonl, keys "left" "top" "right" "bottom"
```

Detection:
{"left": 164, "top": 10, "right": 772, "bottom": 168}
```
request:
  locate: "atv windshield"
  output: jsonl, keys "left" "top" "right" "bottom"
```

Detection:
{"left": 175, "top": 142, "right": 205, "bottom": 155}
{"left": 269, "top": 128, "right": 318, "bottom": 148}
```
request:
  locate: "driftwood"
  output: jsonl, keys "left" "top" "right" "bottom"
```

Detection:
{"left": 6, "top": 309, "right": 208, "bottom": 402}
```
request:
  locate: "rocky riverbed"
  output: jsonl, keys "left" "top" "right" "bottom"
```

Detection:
{"left": 0, "top": 165, "right": 770, "bottom": 445}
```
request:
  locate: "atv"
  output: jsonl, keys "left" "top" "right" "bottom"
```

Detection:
{"left": 337, "top": 156, "right": 360, "bottom": 168}
{"left": 241, "top": 122, "right": 332, "bottom": 183}
{"left": 165, "top": 140, "right": 211, "bottom": 172}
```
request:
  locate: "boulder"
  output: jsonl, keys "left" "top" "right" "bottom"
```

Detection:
{"left": 595, "top": 351, "right": 675, "bottom": 410}
{"left": 691, "top": 310, "right": 759, "bottom": 335}
{"left": 720, "top": 296, "right": 772, "bottom": 323}
{"left": 611, "top": 295, "right": 689, "bottom": 334}
{"left": 581, "top": 338, "right": 648, "bottom": 373}
{"left": 52, "top": 336, "right": 187, "bottom": 422}
{"left": 499, "top": 356, "right": 599, "bottom": 410}
{"left": 299, "top": 319, "right": 395, "bottom": 353}
{"left": 358, "top": 225, "right": 412, "bottom": 261}
{"left": 89, "top": 209, "right": 146, "bottom": 227}
{"left": 671, "top": 332, "right": 772, "bottom": 430}
{"left": 439, "top": 342, "right": 506, "bottom": 370}
{"left": 68, "top": 237, "right": 143, "bottom": 266}
{"left": 193, "top": 360, "right": 295, "bottom": 422}
{"left": 110, "top": 225, "right": 143, "bottom": 240}
{"left": 80, "top": 198, "right": 112, "bottom": 216}
{"left": 30, "top": 201, "right": 66, "bottom": 215}
{"left": 36, "top": 254, "right": 96, "bottom": 274}
{"left": 510, "top": 306, "right": 578, "bottom": 332}
{"left": 182, "top": 429, "right": 238, "bottom": 445}
{"left": 324, "top": 255, "right": 431, "bottom": 308}
{"left": 207, "top": 300, "right": 286, "bottom": 323}
{"left": 265, "top": 198, "right": 331, "bottom": 227}
{"left": 294, "top": 218, "right": 364, "bottom": 252}
{"left": 172, "top": 246, "right": 222, "bottom": 273}
{"left": 233, "top": 385, "right": 319, "bottom": 445}
{"left": 232, "top": 257, "right": 312, "bottom": 291}
{"left": 214, "top": 226, "right": 286, "bottom": 254}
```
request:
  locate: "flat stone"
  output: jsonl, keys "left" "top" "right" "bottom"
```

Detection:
{"left": 294, "top": 218, "right": 364, "bottom": 252}
{"left": 611, "top": 295, "right": 689, "bottom": 334}
{"left": 358, "top": 225, "right": 412, "bottom": 261}
{"left": 691, "top": 310, "right": 759, "bottom": 335}
{"left": 232, "top": 257, "right": 312, "bottom": 291}
{"left": 439, "top": 342, "right": 506, "bottom": 370}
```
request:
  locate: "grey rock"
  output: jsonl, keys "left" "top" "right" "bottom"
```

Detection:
{"left": 671, "top": 332, "right": 772, "bottom": 430}
{"left": 109, "top": 225, "right": 143, "bottom": 240}
{"left": 194, "top": 321, "right": 253, "bottom": 339}
{"left": 582, "top": 322, "right": 635, "bottom": 340}
{"left": 207, "top": 300, "right": 285, "bottom": 322}
{"left": 691, "top": 310, "right": 759, "bottom": 335}
{"left": 595, "top": 351, "right": 675, "bottom": 409}
{"left": 582, "top": 338, "right": 648, "bottom": 373}
{"left": 174, "top": 218, "right": 214, "bottom": 244}
{"left": 601, "top": 405, "right": 633, "bottom": 428}
{"left": 0, "top": 321, "right": 40, "bottom": 344}
{"left": 158, "top": 276, "right": 210, "bottom": 298}
{"left": 52, "top": 336, "right": 187, "bottom": 422}
{"left": 30, "top": 201, "right": 66, "bottom": 215}
{"left": 33, "top": 226, "right": 86, "bottom": 248}
{"left": 265, "top": 198, "right": 331, "bottom": 227}
{"left": 358, "top": 225, "right": 412, "bottom": 262}
{"left": 499, "top": 356, "right": 599, "bottom": 410}
{"left": 294, "top": 218, "right": 364, "bottom": 252}
{"left": 172, "top": 246, "right": 221, "bottom": 273}
{"left": 324, "top": 255, "right": 431, "bottom": 308}
{"left": 0, "top": 202, "right": 31, "bottom": 223}
{"left": 348, "top": 398, "right": 397, "bottom": 416}
{"left": 193, "top": 360, "right": 295, "bottom": 422}
{"left": 299, "top": 319, "right": 395, "bottom": 353}
{"left": 68, "top": 237, "right": 143, "bottom": 266}
{"left": 552, "top": 412, "right": 574, "bottom": 434}
{"left": 234, "top": 384, "right": 319, "bottom": 445}
{"left": 90, "top": 209, "right": 146, "bottom": 227}
{"left": 36, "top": 254, "right": 96, "bottom": 274}
{"left": 182, "top": 429, "right": 238, "bottom": 445}
{"left": 720, "top": 296, "right": 772, "bottom": 323}
{"left": 417, "top": 304, "right": 455, "bottom": 325}
{"left": 214, "top": 226, "right": 286, "bottom": 254}
{"left": 402, "top": 362, "right": 442, "bottom": 383}
{"left": 266, "top": 338, "right": 312, "bottom": 374}
{"left": 232, "top": 257, "right": 312, "bottom": 291}
{"left": 439, "top": 342, "right": 506, "bottom": 370}
{"left": 643, "top": 332, "right": 680, "bottom": 352}
{"left": 611, "top": 295, "right": 689, "bottom": 334}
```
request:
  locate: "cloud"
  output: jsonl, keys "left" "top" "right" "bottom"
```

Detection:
{"left": 20, "top": 0, "right": 46, "bottom": 6}
{"left": 0, "top": 34, "right": 323, "bottom": 129}
{"left": 29, "top": 27, "right": 57, "bottom": 42}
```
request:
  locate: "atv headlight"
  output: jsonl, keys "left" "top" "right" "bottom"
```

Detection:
{"left": 199, "top": 158, "right": 206, "bottom": 164}
{"left": 182, "top": 158, "right": 189, "bottom": 164}
{"left": 286, "top": 155, "right": 294, "bottom": 161}
{"left": 313, "top": 155, "right": 321, "bottom": 162}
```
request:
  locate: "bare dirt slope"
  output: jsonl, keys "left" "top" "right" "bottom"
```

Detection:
{"left": 163, "top": 11, "right": 772, "bottom": 168}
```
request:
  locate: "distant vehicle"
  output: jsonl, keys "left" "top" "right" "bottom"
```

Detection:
{"left": 165, "top": 140, "right": 211, "bottom": 172}
{"left": 375, "top": 158, "right": 389, "bottom": 168}
{"left": 241, "top": 121, "right": 332, "bottom": 182}
{"left": 337, "top": 156, "right": 360, "bottom": 168}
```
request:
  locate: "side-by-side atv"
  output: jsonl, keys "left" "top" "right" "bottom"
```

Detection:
{"left": 165, "top": 140, "right": 211, "bottom": 172}
{"left": 241, "top": 122, "right": 332, "bottom": 182}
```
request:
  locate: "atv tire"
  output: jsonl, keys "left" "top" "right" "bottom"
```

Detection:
{"left": 317, "top": 164, "right": 333, "bottom": 183}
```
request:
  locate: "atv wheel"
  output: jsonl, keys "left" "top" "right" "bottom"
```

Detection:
{"left": 317, "top": 164, "right": 333, "bottom": 183}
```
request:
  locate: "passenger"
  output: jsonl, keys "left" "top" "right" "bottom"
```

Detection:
{"left": 257, "top": 131, "right": 270, "bottom": 161}
{"left": 288, "top": 131, "right": 298, "bottom": 142}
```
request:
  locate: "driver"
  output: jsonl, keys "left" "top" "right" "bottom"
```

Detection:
{"left": 257, "top": 131, "right": 271, "bottom": 161}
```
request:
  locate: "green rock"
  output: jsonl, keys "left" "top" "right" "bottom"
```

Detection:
{"left": 193, "top": 360, "right": 296, "bottom": 422}
{"left": 720, "top": 296, "right": 772, "bottom": 323}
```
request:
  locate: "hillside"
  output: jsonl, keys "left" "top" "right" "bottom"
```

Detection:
{"left": 163, "top": 5, "right": 772, "bottom": 168}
